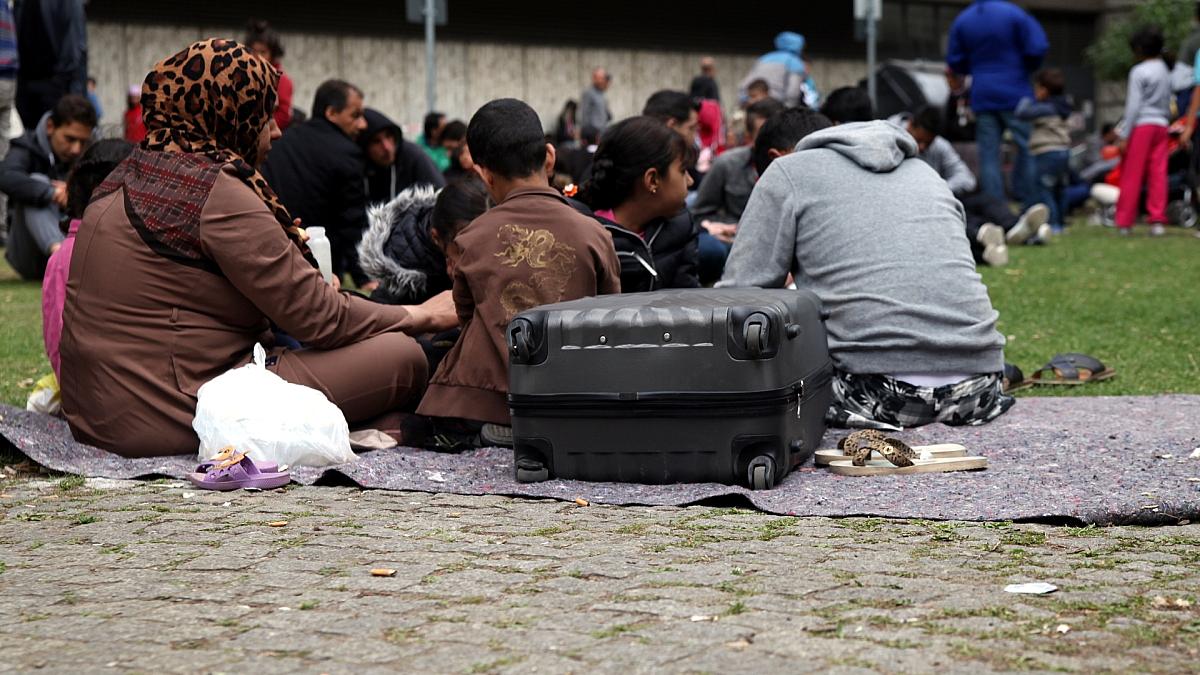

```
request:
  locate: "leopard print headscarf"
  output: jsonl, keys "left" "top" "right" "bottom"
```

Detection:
{"left": 99, "top": 38, "right": 313, "bottom": 267}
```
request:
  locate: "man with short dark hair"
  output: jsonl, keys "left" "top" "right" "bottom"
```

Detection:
{"left": 416, "top": 97, "right": 620, "bottom": 439}
{"left": 820, "top": 86, "right": 873, "bottom": 124}
{"left": 264, "top": 79, "right": 376, "bottom": 288}
{"left": 418, "top": 111, "right": 449, "bottom": 171}
{"left": 0, "top": 93, "right": 94, "bottom": 279}
{"left": 438, "top": 119, "right": 469, "bottom": 179}
{"left": 745, "top": 79, "right": 771, "bottom": 105}
{"left": 720, "top": 109, "right": 1012, "bottom": 431}
{"left": 360, "top": 107, "right": 444, "bottom": 205}
{"left": 643, "top": 90, "right": 699, "bottom": 144}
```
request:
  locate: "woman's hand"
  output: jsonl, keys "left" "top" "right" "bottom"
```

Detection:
{"left": 406, "top": 290, "right": 458, "bottom": 333}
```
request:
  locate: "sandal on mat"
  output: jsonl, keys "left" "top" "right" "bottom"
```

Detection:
{"left": 826, "top": 430, "right": 987, "bottom": 476}
{"left": 1002, "top": 362, "right": 1033, "bottom": 394}
{"left": 815, "top": 429, "right": 967, "bottom": 466}
{"left": 188, "top": 452, "right": 291, "bottom": 491}
{"left": 196, "top": 446, "right": 279, "bottom": 474}
{"left": 1029, "top": 353, "right": 1116, "bottom": 385}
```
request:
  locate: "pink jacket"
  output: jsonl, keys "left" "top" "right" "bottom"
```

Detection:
{"left": 42, "top": 219, "right": 80, "bottom": 380}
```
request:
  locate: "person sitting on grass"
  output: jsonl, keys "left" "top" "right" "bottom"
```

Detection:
{"left": 573, "top": 116, "right": 700, "bottom": 292}
{"left": 60, "top": 39, "right": 456, "bottom": 458}
{"left": 414, "top": 98, "right": 622, "bottom": 448}
{"left": 42, "top": 138, "right": 134, "bottom": 382}
{"left": 717, "top": 107, "right": 1012, "bottom": 430}
{"left": 903, "top": 106, "right": 1050, "bottom": 267}
{"left": 0, "top": 94, "right": 96, "bottom": 280}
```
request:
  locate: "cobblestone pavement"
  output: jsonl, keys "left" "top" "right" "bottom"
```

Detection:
{"left": 0, "top": 478, "right": 1197, "bottom": 674}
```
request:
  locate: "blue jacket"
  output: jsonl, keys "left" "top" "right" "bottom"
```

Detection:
{"left": 946, "top": 0, "right": 1048, "bottom": 113}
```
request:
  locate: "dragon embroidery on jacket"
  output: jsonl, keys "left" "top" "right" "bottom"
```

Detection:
{"left": 494, "top": 224, "right": 578, "bottom": 320}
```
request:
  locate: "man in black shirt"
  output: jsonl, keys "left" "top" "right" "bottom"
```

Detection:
{"left": 264, "top": 79, "right": 376, "bottom": 288}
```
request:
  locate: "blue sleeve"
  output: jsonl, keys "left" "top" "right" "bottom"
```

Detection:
{"left": 1015, "top": 97, "right": 1058, "bottom": 120}
{"left": 946, "top": 19, "right": 968, "bottom": 74}
{"left": 1019, "top": 12, "right": 1049, "bottom": 73}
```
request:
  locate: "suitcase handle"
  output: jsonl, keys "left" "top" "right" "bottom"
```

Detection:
{"left": 509, "top": 320, "right": 534, "bottom": 363}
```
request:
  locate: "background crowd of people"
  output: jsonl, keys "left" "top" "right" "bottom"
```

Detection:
{"left": 1, "top": 1, "right": 1197, "bottom": 455}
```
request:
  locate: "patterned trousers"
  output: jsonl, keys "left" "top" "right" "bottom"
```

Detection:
{"left": 826, "top": 371, "right": 1015, "bottom": 431}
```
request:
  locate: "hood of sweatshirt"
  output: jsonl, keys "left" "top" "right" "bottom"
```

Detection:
{"left": 360, "top": 108, "right": 404, "bottom": 148}
{"left": 774, "top": 31, "right": 805, "bottom": 55}
{"left": 34, "top": 111, "right": 55, "bottom": 163}
{"left": 795, "top": 120, "right": 917, "bottom": 173}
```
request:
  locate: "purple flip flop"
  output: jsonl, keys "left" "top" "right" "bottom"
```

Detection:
{"left": 188, "top": 453, "right": 291, "bottom": 491}
{"left": 196, "top": 458, "right": 279, "bottom": 474}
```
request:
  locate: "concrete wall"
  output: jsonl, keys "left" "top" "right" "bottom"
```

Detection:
{"left": 87, "top": 21, "right": 868, "bottom": 136}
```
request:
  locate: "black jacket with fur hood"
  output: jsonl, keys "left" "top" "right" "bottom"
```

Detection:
{"left": 357, "top": 185, "right": 449, "bottom": 305}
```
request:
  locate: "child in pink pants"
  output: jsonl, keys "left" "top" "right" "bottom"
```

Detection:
{"left": 42, "top": 140, "right": 133, "bottom": 380}
{"left": 1115, "top": 28, "right": 1172, "bottom": 235}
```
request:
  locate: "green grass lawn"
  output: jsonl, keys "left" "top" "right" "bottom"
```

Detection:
{"left": 978, "top": 223, "right": 1200, "bottom": 397}
{"left": 0, "top": 222, "right": 1198, "bottom": 408}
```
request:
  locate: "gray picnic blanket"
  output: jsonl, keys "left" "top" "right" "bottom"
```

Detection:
{"left": 2, "top": 395, "right": 1198, "bottom": 525}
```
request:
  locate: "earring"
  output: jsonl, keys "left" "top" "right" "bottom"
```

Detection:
{"left": 652, "top": 187, "right": 658, "bottom": 194}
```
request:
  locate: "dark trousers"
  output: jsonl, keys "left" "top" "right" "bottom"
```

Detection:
{"left": 958, "top": 190, "right": 1017, "bottom": 260}
{"left": 16, "top": 79, "right": 66, "bottom": 130}
{"left": 1034, "top": 150, "right": 1071, "bottom": 227}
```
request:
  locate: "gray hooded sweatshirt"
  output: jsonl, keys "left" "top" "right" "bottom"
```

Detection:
{"left": 717, "top": 121, "right": 1005, "bottom": 375}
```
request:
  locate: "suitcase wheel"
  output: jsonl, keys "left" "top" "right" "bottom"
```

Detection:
{"left": 515, "top": 457, "right": 549, "bottom": 483}
{"left": 744, "top": 320, "right": 767, "bottom": 358}
{"left": 747, "top": 455, "right": 777, "bottom": 491}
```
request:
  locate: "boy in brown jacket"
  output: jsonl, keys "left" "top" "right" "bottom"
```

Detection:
{"left": 416, "top": 98, "right": 621, "bottom": 446}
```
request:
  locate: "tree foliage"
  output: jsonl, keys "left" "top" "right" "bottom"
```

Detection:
{"left": 1086, "top": 0, "right": 1195, "bottom": 81}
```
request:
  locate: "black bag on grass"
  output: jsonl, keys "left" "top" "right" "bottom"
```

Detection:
{"left": 506, "top": 289, "right": 833, "bottom": 490}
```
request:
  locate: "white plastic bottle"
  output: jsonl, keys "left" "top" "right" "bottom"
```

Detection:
{"left": 305, "top": 226, "right": 335, "bottom": 284}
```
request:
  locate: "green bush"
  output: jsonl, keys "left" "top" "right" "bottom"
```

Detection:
{"left": 1086, "top": 0, "right": 1194, "bottom": 81}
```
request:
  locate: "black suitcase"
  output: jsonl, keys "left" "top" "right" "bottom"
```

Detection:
{"left": 505, "top": 288, "right": 833, "bottom": 490}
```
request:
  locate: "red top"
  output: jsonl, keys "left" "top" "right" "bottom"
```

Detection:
{"left": 123, "top": 105, "right": 146, "bottom": 143}
{"left": 274, "top": 66, "right": 294, "bottom": 131}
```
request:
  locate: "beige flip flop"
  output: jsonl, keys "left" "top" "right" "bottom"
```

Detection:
{"left": 824, "top": 430, "right": 987, "bottom": 476}
{"left": 827, "top": 455, "right": 988, "bottom": 476}
{"left": 814, "top": 443, "right": 968, "bottom": 466}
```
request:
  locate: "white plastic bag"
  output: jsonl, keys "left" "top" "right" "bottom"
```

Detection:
{"left": 192, "top": 344, "right": 356, "bottom": 468}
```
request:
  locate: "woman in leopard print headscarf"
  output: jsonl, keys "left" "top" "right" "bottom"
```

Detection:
{"left": 97, "top": 38, "right": 312, "bottom": 265}
{"left": 60, "top": 39, "right": 455, "bottom": 458}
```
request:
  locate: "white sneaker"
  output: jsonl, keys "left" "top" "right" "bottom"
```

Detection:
{"left": 1150, "top": 224, "right": 1166, "bottom": 236}
{"left": 981, "top": 243, "right": 1009, "bottom": 267}
{"left": 1036, "top": 223, "right": 1054, "bottom": 242}
{"left": 1007, "top": 204, "right": 1049, "bottom": 245}
{"left": 976, "top": 222, "right": 1005, "bottom": 249}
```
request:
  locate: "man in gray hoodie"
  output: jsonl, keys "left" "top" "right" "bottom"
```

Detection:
{"left": 718, "top": 109, "right": 1012, "bottom": 430}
